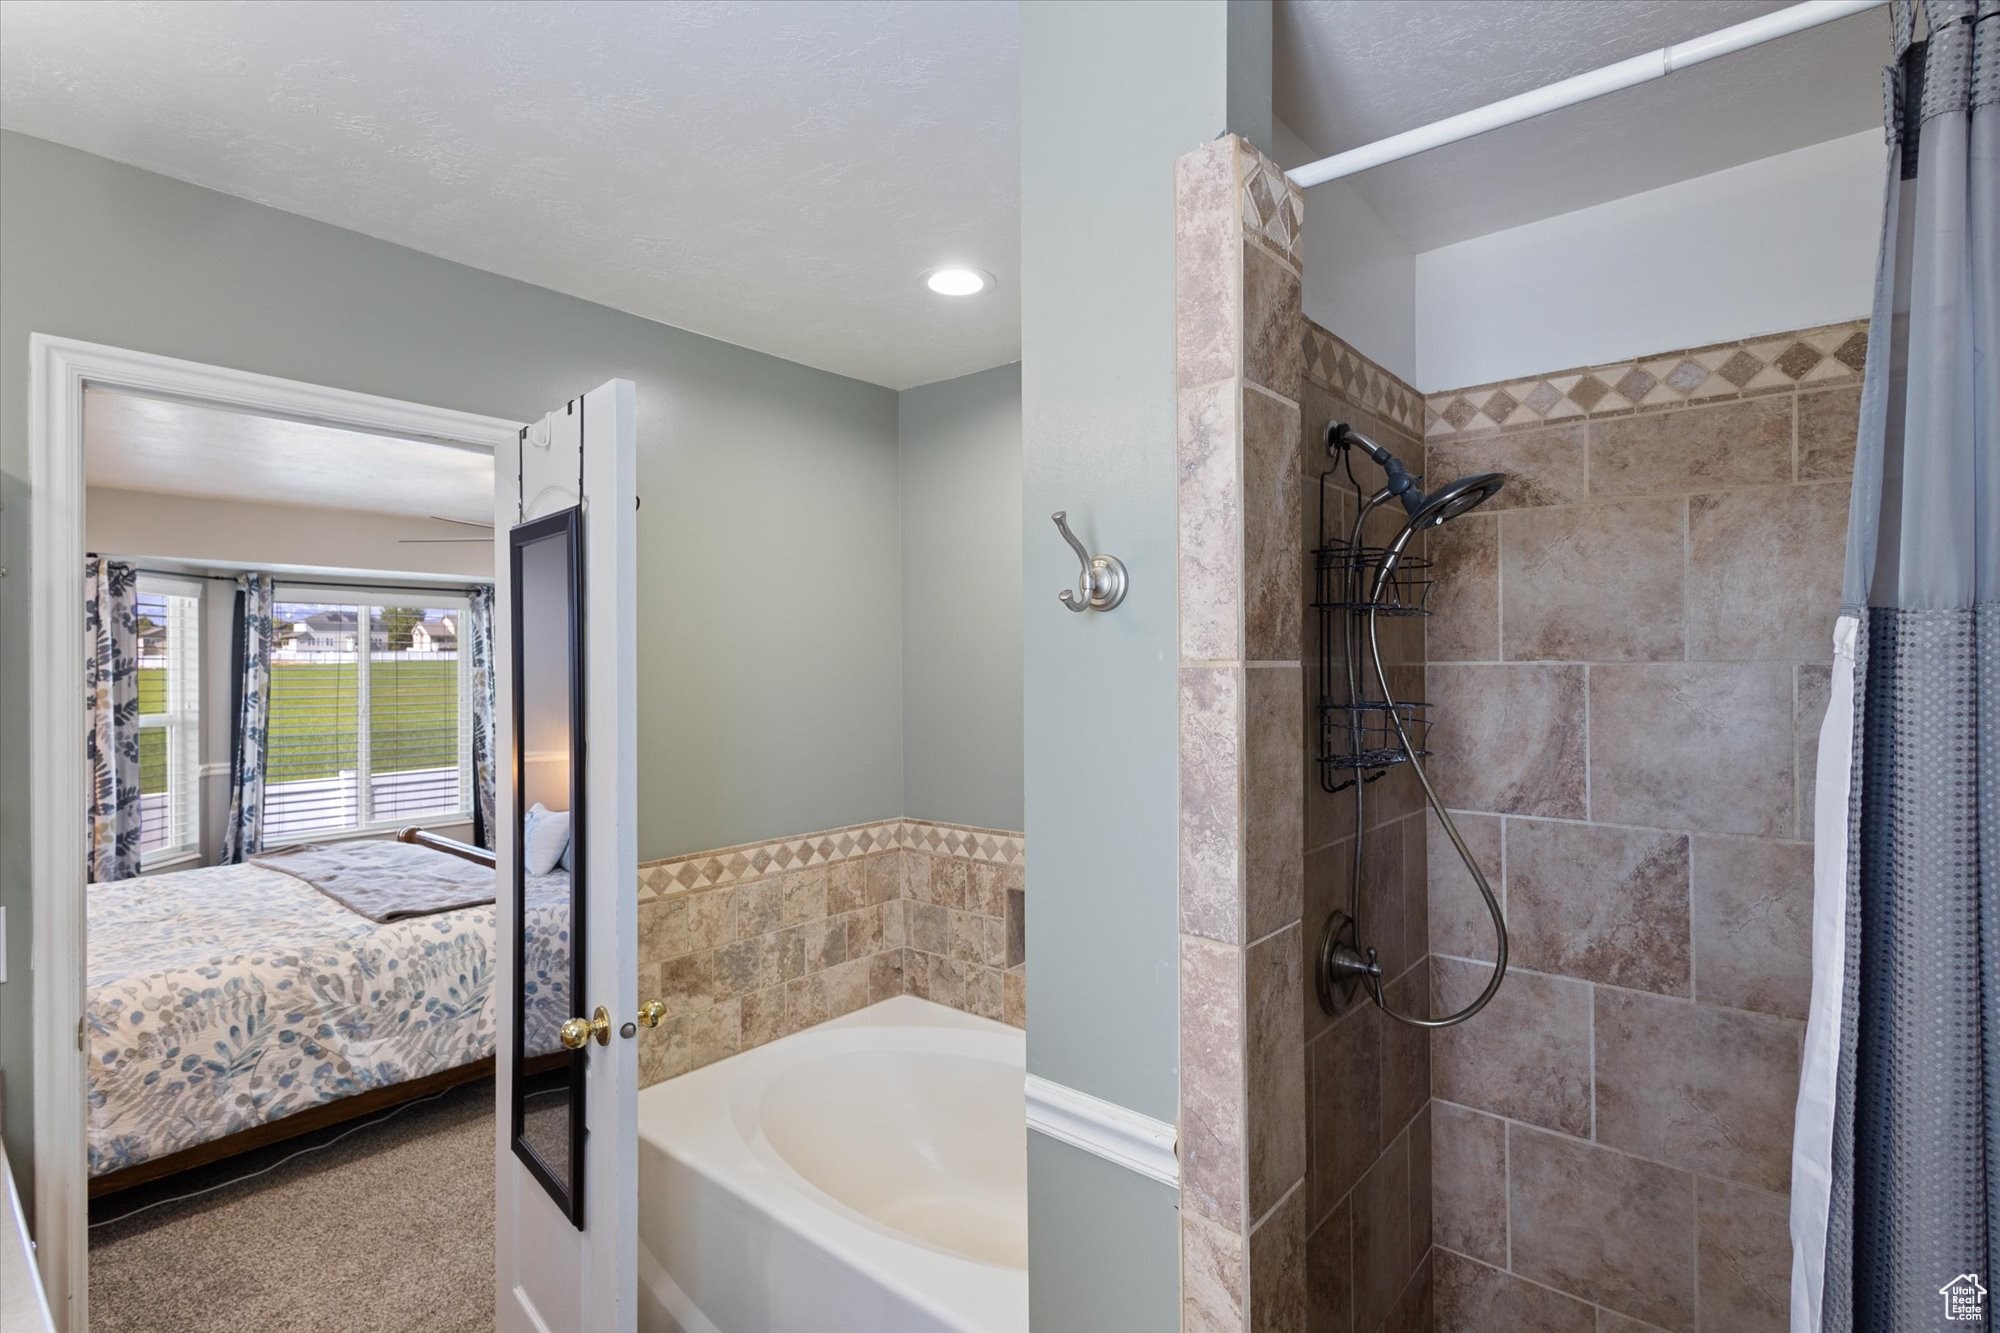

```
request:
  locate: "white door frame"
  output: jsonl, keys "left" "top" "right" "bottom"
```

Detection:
{"left": 25, "top": 333, "right": 524, "bottom": 1333}
{"left": 494, "top": 381, "right": 639, "bottom": 1333}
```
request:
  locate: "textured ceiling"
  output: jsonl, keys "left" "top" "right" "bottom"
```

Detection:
{"left": 1, "top": 0, "right": 1019, "bottom": 390}
{"left": 1275, "top": 0, "right": 1889, "bottom": 249}
{"left": 4, "top": 0, "right": 1887, "bottom": 373}
{"left": 85, "top": 388, "right": 494, "bottom": 524}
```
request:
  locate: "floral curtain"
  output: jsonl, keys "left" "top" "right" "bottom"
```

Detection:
{"left": 467, "top": 584, "right": 497, "bottom": 849}
{"left": 85, "top": 556, "right": 142, "bottom": 883}
{"left": 222, "top": 573, "right": 275, "bottom": 863}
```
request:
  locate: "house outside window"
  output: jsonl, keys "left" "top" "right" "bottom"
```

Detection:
{"left": 265, "top": 588, "right": 473, "bottom": 841}
{"left": 136, "top": 574, "right": 202, "bottom": 867}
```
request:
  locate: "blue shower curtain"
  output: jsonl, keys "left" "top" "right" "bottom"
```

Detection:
{"left": 1791, "top": 3, "right": 1996, "bottom": 1328}
{"left": 84, "top": 555, "right": 142, "bottom": 883}
{"left": 221, "top": 573, "right": 275, "bottom": 863}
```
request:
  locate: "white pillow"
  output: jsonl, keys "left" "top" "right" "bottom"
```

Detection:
{"left": 524, "top": 803, "right": 572, "bottom": 876}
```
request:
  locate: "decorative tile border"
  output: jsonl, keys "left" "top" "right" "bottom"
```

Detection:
{"left": 639, "top": 818, "right": 1024, "bottom": 900}
{"left": 1425, "top": 319, "right": 1869, "bottom": 439}
{"left": 1241, "top": 148, "right": 1303, "bottom": 272}
{"left": 638, "top": 820, "right": 900, "bottom": 899}
{"left": 1303, "top": 320, "right": 1425, "bottom": 439}
{"left": 901, "top": 818, "right": 1026, "bottom": 868}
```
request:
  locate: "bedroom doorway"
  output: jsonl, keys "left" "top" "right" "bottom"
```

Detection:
{"left": 25, "top": 336, "right": 528, "bottom": 1333}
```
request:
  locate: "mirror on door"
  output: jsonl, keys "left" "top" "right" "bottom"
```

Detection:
{"left": 510, "top": 506, "right": 587, "bottom": 1225}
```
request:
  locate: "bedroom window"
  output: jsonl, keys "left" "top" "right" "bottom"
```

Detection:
{"left": 136, "top": 574, "right": 202, "bottom": 867}
{"left": 264, "top": 589, "right": 474, "bottom": 842}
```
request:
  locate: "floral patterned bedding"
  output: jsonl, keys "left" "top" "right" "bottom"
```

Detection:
{"left": 86, "top": 857, "right": 570, "bottom": 1177}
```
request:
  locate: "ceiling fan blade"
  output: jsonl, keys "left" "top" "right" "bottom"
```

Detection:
{"left": 427, "top": 515, "right": 495, "bottom": 530}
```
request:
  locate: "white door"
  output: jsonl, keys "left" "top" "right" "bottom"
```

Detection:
{"left": 494, "top": 380, "right": 639, "bottom": 1333}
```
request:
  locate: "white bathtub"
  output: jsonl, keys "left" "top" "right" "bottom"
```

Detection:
{"left": 636, "top": 996, "right": 1029, "bottom": 1333}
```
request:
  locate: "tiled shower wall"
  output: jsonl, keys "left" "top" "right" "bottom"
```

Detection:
{"left": 1300, "top": 323, "right": 1436, "bottom": 1333}
{"left": 1420, "top": 321, "right": 1863, "bottom": 1333}
{"left": 631, "top": 819, "right": 1025, "bottom": 1086}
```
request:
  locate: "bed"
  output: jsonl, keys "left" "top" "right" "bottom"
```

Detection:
{"left": 85, "top": 828, "right": 568, "bottom": 1196}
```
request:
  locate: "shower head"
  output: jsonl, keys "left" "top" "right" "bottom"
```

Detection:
{"left": 1326, "top": 422, "right": 1504, "bottom": 529}
{"left": 1407, "top": 471, "right": 1505, "bottom": 528}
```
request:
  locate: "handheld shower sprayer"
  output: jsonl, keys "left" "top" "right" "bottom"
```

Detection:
{"left": 1316, "top": 423, "right": 1510, "bottom": 1029}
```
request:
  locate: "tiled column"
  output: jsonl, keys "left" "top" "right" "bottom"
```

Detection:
{"left": 1175, "top": 135, "right": 1309, "bottom": 1333}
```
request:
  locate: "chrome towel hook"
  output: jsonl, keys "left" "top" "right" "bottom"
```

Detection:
{"left": 1052, "top": 511, "right": 1127, "bottom": 612}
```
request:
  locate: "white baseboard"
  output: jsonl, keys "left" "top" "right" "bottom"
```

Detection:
{"left": 1024, "top": 1075, "right": 1177, "bottom": 1187}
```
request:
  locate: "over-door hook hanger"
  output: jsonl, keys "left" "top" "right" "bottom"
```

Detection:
{"left": 1052, "top": 511, "right": 1127, "bottom": 612}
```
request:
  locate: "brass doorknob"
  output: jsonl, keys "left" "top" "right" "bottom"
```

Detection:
{"left": 637, "top": 999, "right": 668, "bottom": 1029}
{"left": 559, "top": 1006, "right": 612, "bottom": 1049}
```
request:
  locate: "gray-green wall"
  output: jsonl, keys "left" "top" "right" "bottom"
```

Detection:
{"left": 1028, "top": 1136, "right": 1183, "bottom": 1332}
{"left": 1021, "top": 3, "right": 1258, "bottom": 1328}
{"left": 0, "top": 129, "right": 914, "bottom": 1194}
{"left": 898, "top": 362, "right": 1023, "bottom": 833}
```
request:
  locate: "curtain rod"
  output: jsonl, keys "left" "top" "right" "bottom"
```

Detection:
{"left": 125, "top": 568, "right": 237, "bottom": 584}
{"left": 1285, "top": 0, "right": 1887, "bottom": 189}
{"left": 125, "top": 566, "right": 489, "bottom": 597}
{"left": 266, "top": 576, "right": 491, "bottom": 597}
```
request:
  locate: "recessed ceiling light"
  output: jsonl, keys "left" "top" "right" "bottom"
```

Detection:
{"left": 924, "top": 266, "right": 993, "bottom": 297}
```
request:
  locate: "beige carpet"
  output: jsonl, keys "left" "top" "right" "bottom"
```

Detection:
{"left": 89, "top": 1079, "right": 495, "bottom": 1333}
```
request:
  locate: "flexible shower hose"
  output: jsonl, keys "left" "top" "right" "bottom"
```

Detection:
{"left": 1333, "top": 510, "right": 1510, "bottom": 1029}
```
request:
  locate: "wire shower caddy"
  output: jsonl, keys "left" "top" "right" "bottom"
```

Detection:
{"left": 1313, "top": 454, "right": 1434, "bottom": 793}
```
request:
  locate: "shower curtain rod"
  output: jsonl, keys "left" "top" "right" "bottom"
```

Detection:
{"left": 122, "top": 564, "right": 489, "bottom": 596}
{"left": 1284, "top": 0, "right": 1887, "bottom": 189}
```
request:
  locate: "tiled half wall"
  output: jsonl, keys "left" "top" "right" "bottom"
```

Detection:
{"left": 1419, "top": 319, "right": 1862, "bottom": 1333}
{"left": 633, "top": 819, "right": 1025, "bottom": 1086}
{"left": 1174, "top": 134, "right": 1312, "bottom": 1333}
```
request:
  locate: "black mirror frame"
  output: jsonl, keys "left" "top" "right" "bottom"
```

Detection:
{"left": 508, "top": 504, "right": 588, "bottom": 1227}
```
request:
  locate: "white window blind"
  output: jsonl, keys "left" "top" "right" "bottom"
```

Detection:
{"left": 264, "top": 589, "right": 473, "bottom": 842}
{"left": 136, "top": 575, "right": 201, "bottom": 866}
